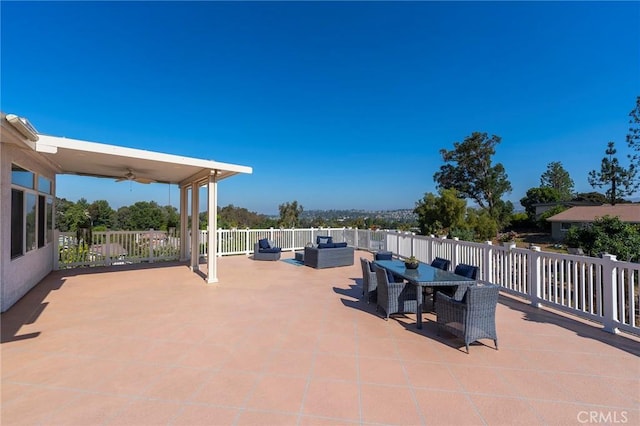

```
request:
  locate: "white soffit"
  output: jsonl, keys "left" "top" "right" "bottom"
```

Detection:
{"left": 35, "top": 134, "right": 252, "bottom": 185}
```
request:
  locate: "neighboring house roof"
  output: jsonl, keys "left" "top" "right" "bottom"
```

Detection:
{"left": 533, "top": 201, "right": 601, "bottom": 208}
{"left": 546, "top": 204, "right": 640, "bottom": 223}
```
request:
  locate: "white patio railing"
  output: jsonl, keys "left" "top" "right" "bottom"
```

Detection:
{"left": 55, "top": 227, "right": 639, "bottom": 335}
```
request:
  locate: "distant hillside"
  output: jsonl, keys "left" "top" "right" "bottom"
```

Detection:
{"left": 299, "top": 208, "right": 417, "bottom": 223}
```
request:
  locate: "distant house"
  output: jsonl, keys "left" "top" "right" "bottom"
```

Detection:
{"left": 533, "top": 201, "right": 601, "bottom": 220}
{"left": 546, "top": 204, "right": 640, "bottom": 241}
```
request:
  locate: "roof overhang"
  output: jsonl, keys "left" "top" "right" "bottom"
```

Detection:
{"left": 33, "top": 134, "right": 252, "bottom": 186}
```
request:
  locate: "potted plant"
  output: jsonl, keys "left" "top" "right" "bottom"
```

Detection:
{"left": 404, "top": 255, "right": 419, "bottom": 269}
{"left": 499, "top": 231, "right": 518, "bottom": 248}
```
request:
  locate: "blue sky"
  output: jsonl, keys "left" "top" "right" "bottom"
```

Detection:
{"left": 2, "top": 1, "right": 639, "bottom": 215}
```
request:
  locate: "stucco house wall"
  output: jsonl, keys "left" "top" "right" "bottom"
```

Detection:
{"left": 1, "top": 125, "right": 57, "bottom": 312}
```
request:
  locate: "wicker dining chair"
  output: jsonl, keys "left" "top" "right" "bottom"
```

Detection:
{"left": 432, "top": 262, "right": 479, "bottom": 311}
{"left": 422, "top": 257, "right": 452, "bottom": 310}
{"left": 373, "top": 264, "right": 418, "bottom": 320}
{"left": 435, "top": 284, "right": 499, "bottom": 353}
{"left": 360, "top": 257, "right": 378, "bottom": 304}
{"left": 430, "top": 257, "right": 451, "bottom": 271}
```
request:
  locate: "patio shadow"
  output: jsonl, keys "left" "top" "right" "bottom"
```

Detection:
{"left": 498, "top": 293, "right": 640, "bottom": 357}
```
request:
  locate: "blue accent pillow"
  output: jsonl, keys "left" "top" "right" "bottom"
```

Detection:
{"left": 375, "top": 251, "right": 393, "bottom": 261}
{"left": 258, "top": 238, "right": 270, "bottom": 250}
{"left": 317, "top": 242, "right": 336, "bottom": 249}
{"left": 455, "top": 264, "right": 478, "bottom": 279}
{"left": 316, "top": 236, "right": 333, "bottom": 245}
{"left": 259, "top": 247, "right": 281, "bottom": 253}
{"left": 334, "top": 242, "right": 347, "bottom": 248}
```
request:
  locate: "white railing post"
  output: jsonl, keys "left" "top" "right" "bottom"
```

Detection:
{"left": 483, "top": 241, "right": 493, "bottom": 284}
{"left": 529, "top": 246, "right": 542, "bottom": 307}
{"left": 411, "top": 233, "right": 416, "bottom": 258}
{"left": 601, "top": 254, "right": 619, "bottom": 334}
{"left": 105, "top": 231, "right": 112, "bottom": 266}
{"left": 53, "top": 229, "right": 60, "bottom": 270}
{"left": 148, "top": 231, "right": 155, "bottom": 263}
{"left": 451, "top": 237, "right": 460, "bottom": 269}
{"left": 216, "top": 228, "right": 222, "bottom": 257}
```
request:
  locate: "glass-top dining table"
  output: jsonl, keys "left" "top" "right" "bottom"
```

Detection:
{"left": 374, "top": 259, "right": 476, "bottom": 329}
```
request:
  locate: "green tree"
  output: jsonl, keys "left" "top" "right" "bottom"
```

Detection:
{"left": 572, "top": 192, "right": 608, "bottom": 204}
{"left": 88, "top": 200, "right": 115, "bottom": 229}
{"left": 217, "top": 204, "right": 267, "bottom": 229}
{"left": 466, "top": 208, "right": 499, "bottom": 241}
{"left": 163, "top": 205, "right": 180, "bottom": 230}
{"left": 564, "top": 216, "right": 640, "bottom": 262}
{"left": 115, "top": 206, "right": 132, "bottom": 230}
{"left": 627, "top": 95, "right": 640, "bottom": 172}
{"left": 414, "top": 188, "right": 467, "bottom": 235}
{"left": 278, "top": 200, "right": 303, "bottom": 228}
{"left": 588, "top": 141, "right": 638, "bottom": 205}
{"left": 63, "top": 198, "right": 91, "bottom": 231}
{"left": 492, "top": 199, "right": 514, "bottom": 230}
{"left": 55, "top": 197, "right": 75, "bottom": 231}
{"left": 540, "top": 161, "right": 574, "bottom": 200}
{"left": 434, "top": 132, "right": 512, "bottom": 218}
{"left": 127, "top": 201, "right": 164, "bottom": 230}
{"left": 520, "top": 187, "right": 563, "bottom": 222}
{"left": 198, "top": 211, "right": 208, "bottom": 230}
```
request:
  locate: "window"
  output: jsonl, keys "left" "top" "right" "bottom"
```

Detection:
{"left": 26, "top": 193, "right": 36, "bottom": 252}
{"left": 12, "top": 164, "right": 34, "bottom": 189}
{"left": 11, "top": 189, "right": 24, "bottom": 258}
{"left": 10, "top": 163, "right": 53, "bottom": 259}
{"left": 38, "top": 176, "right": 52, "bottom": 194}
{"left": 561, "top": 222, "right": 574, "bottom": 231}
{"left": 38, "top": 195, "right": 46, "bottom": 248}
{"left": 47, "top": 197, "right": 53, "bottom": 244}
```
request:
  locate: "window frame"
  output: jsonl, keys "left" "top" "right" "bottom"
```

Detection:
{"left": 10, "top": 163, "right": 54, "bottom": 260}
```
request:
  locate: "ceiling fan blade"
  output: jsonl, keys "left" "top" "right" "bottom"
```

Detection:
{"left": 134, "top": 177, "right": 155, "bottom": 184}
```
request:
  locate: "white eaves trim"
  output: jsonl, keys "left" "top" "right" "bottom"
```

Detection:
{"left": 36, "top": 134, "right": 253, "bottom": 177}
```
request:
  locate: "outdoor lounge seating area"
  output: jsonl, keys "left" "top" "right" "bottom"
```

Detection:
{"left": 303, "top": 236, "right": 354, "bottom": 269}
{"left": 2, "top": 249, "right": 639, "bottom": 425}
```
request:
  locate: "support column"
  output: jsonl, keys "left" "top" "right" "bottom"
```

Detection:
{"left": 190, "top": 183, "right": 200, "bottom": 271}
{"left": 207, "top": 172, "right": 218, "bottom": 283}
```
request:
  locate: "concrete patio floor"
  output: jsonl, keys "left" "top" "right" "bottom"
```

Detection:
{"left": 2, "top": 250, "right": 639, "bottom": 425}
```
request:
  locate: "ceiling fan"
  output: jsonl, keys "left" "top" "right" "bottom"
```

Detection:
{"left": 115, "top": 169, "right": 155, "bottom": 184}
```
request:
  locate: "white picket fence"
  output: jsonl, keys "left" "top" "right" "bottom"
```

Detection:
{"left": 55, "top": 228, "right": 639, "bottom": 335}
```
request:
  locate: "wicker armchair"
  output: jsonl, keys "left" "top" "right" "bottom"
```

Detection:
{"left": 435, "top": 284, "right": 499, "bottom": 353}
{"left": 360, "top": 258, "right": 378, "bottom": 304}
{"left": 253, "top": 240, "right": 282, "bottom": 261}
{"left": 373, "top": 264, "right": 418, "bottom": 320}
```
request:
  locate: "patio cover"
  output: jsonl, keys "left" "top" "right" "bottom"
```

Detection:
{"left": 33, "top": 133, "right": 252, "bottom": 283}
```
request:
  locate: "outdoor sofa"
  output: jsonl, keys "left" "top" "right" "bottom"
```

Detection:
{"left": 303, "top": 235, "right": 354, "bottom": 269}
